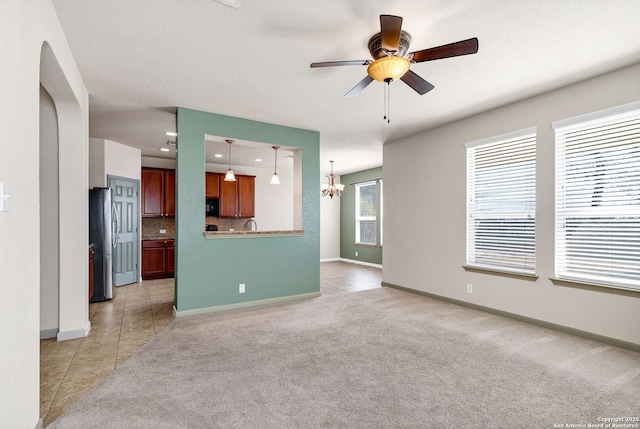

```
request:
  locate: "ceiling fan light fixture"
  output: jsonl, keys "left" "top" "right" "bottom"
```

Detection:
{"left": 367, "top": 56, "right": 410, "bottom": 82}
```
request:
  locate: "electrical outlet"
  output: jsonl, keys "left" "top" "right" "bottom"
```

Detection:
{"left": 466, "top": 284, "right": 473, "bottom": 293}
{"left": 355, "top": 251, "right": 358, "bottom": 257}
{"left": 239, "top": 283, "right": 245, "bottom": 293}
{"left": 159, "top": 229, "right": 166, "bottom": 234}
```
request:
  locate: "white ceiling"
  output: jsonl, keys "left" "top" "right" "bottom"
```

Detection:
{"left": 51, "top": 0, "right": 640, "bottom": 175}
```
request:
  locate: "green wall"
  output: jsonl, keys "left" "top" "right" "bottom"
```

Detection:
{"left": 340, "top": 167, "right": 383, "bottom": 265}
{"left": 175, "top": 107, "right": 320, "bottom": 312}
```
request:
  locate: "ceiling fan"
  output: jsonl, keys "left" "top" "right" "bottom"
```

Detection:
{"left": 310, "top": 14, "right": 478, "bottom": 109}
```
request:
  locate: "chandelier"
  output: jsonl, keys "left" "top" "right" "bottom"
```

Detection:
{"left": 321, "top": 160, "right": 344, "bottom": 199}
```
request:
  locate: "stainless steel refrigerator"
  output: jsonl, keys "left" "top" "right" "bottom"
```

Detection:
{"left": 89, "top": 187, "right": 116, "bottom": 302}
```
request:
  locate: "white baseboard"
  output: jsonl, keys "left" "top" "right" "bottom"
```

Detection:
{"left": 320, "top": 258, "right": 383, "bottom": 269}
{"left": 34, "top": 418, "right": 44, "bottom": 429}
{"left": 40, "top": 328, "right": 58, "bottom": 339}
{"left": 338, "top": 258, "right": 383, "bottom": 269}
{"left": 174, "top": 292, "right": 321, "bottom": 318}
{"left": 57, "top": 320, "right": 91, "bottom": 341}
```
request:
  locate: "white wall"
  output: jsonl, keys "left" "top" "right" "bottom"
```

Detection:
{"left": 40, "top": 85, "right": 60, "bottom": 336}
{"left": 383, "top": 63, "right": 640, "bottom": 347}
{"left": 0, "top": 1, "right": 89, "bottom": 428}
{"left": 90, "top": 138, "right": 141, "bottom": 187}
{"left": 320, "top": 173, "right": 340, "bottom": 260}
{"left": 104, "top": 140, "right": 141, "bottom": 182}
{"left": 141, "top": 155, "right": 176, "bottom": 170}
{"left": 89, "top": 139, "right": 106, "bottom": 188}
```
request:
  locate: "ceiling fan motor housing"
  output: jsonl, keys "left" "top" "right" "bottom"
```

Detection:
{"left": 368, "top": 31, "right": 412, "bottom": 59}
{"left": 310, "top": 14, "right": 478, "bottom": 98}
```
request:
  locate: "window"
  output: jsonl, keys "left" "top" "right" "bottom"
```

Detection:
{"left": 466, "top": 128, "right": 537, "bottom": 274}
{"left": 553, "top": 102, "right": 640, "bottom": 290}
{"left": 356, "top": 181, "right": 378, "bottom": 245}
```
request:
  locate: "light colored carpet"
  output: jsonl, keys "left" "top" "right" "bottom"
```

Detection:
{"left": 48, "top": 287, "right": 639, "bottom": 428}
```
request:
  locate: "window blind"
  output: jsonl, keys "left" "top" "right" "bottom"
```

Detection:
{"left": 356, "top": 181, "right": 377, "bottom": 245}
{"left": 554, "top": 104, "right": 640, "bottom": 289}
{"left": 466, "top": 129, "right": 537, "bottom": 274}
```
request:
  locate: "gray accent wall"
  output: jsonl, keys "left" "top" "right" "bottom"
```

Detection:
{"left": 340, "top": 167, "right": 383, "bottom": 265}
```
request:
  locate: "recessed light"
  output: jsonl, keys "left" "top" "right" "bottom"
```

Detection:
{"left": 214, "top": 154, "right": 223, "bottom": 158}
{"left": 165, "top": 131, "right": 177, "bottom": 137}
{"left": 160, "top": 147, "right": 170, "bottom": 152}
{"left": 254, "top": 158, "right": 263, "bottom": 162}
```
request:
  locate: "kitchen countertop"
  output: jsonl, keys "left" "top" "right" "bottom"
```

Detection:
{"left": 142, "top": 237, "right": 175, "bottom": 241}
{"left": 204, "top": 230, "right": 303, "bottom": 239}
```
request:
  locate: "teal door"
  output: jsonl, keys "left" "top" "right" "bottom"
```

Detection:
{"left": 109, "top": 176, "right": 139, "bottom": 286}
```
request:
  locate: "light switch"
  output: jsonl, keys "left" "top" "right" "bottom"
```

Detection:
{"left": 0, "top": 182, "right": 10, "bottom": 212}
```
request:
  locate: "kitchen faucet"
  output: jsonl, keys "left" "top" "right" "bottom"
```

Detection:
{"left": 243, "top": 219, "right": 257, "bottom": 231}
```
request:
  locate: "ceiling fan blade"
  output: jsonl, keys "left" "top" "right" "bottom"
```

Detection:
{"left": 310, "top": 60, "right": 369, "bottom": 68}
{"left": 400, "top": 70, "right": 435, "bottom": 95}
{"left": 410, "top": 38, "right": 479, "bottom": 63}
{"left": 380, "top": 14, "right": 403, "bottom": 52}
{"left": 344, "top": 75, "right": 374, "bottom": 98}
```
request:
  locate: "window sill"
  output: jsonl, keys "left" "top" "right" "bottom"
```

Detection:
{"left": 463, "top": 265, "right": 538, "bottom": 281}
{"left": 550, "top": 277, "right": 640, "bottom": 297}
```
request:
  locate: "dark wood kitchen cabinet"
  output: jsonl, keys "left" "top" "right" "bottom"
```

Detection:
{"left": 89, "top": 246, "right": 95, "bottom": 300}
{"left": 205, "top": 173, "right": 222, "bottom": 198}
{"left": 219, "top": 174, "right": 255, "bottom": 218}
{"left": 142, "top": 168, "right": 175, "bottom": 217}
{"left": 142, "top": 239, "right": 175, "bottom": 280}
{"left": 165, "top": 243, "right": 175, "bottom": 275}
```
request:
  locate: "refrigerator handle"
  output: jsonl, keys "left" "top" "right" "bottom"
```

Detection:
{"left": 112, "top": 203, "right": 120, "bottom": 248}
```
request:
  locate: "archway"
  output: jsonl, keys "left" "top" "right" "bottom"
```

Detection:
{"left": 39, "top": 41, "right": 90, "bottom": 341}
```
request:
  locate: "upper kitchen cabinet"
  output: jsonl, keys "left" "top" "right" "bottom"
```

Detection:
{"left": 164, "top": 169, "right": 176, "bottom": 216}
{"left": 142, "top": 167, "right": 175, "bottom": 217}
{"left": 205, "top": 172, "right": 222, "bottom": 198}
{"left": 219, "top": 174, "right": 255, "bottom": 218}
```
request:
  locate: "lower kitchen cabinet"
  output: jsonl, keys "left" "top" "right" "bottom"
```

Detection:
{"left": 89, "top": 246, "right": 95, "bottom": 300}
{"left": 142, "top": 239, "right": 175, "bottom": 280}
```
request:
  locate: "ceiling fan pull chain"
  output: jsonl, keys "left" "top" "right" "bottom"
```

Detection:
{"left": 384, "top": 79, "right": 391, "bottom": 123}
{"left": 387, "top": 82, "right": 391, "bottom": 124}
{"left": 383, "top": 80, "right": 387, "bottom": 121}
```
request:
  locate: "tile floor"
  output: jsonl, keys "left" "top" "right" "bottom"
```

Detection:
{"left": 40, "top": 261, "right": 381, "bottom": 426}
{"left": 40, "top": 278, "right": 175, "bottom": 427}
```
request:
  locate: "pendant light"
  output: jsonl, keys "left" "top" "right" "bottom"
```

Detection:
{"left": 270, "top": 145, "right": 280, "bottom": 185}
{"left": 321, "top": 160, "right": 344, "bottom": 199}
{"left": 224, "top": 139, "right": 236, "bottom": 182}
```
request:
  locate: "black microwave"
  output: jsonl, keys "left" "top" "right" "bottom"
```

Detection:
{"left": 205, "top": 198, "right": 219, "bottom": 217}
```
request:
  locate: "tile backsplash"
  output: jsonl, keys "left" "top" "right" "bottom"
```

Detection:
{"left": 142, "top": 217, "right": 175, "bottom": 238}
{"left": 205, "top": 216, "right": 252, "bottom": 231}
{"left": 142, "top": 216, "right": 255, "bottom": 238}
